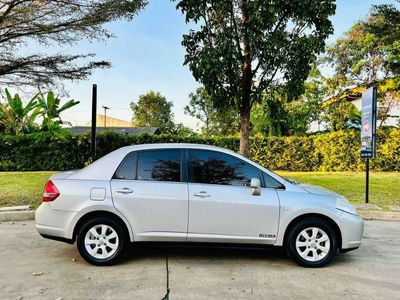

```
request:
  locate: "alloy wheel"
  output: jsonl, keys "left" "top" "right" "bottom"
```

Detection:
{"left": 295, "top": 227, "right": 331, "bottom": 262}
{"left": 84, "top": 224, "right": 119, "bottom": 259}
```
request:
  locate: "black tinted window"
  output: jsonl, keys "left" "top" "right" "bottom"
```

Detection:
{"left": 263, "top": 173, "right": 284, "bottom": 189}
{"left": 115, "top": 152, "right": 137, "bottom": 180}
{"left": 137, "top": 150, "right": 181, "bottom": 182}
{"left": 189, "top": 150, "right": 260, "bottom": 186}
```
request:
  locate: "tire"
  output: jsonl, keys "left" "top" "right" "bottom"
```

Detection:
{"left": 286, "top": 218, "right": 337, "bottom": 268}
{"left": 77, "top": 216, "right": 127, "bottom": 266}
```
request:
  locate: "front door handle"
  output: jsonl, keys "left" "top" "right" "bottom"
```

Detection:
{"left": 116, "top": 188, "right": 133, "bottom": 194}
{"left": 194, "top": 191, "right": 211, "bottom": 198}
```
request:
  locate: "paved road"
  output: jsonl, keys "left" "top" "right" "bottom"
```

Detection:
{"left": 0, "top": 220, "right": 399, "bottom": 300}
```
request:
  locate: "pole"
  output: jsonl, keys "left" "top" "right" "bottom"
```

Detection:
{"left": 91, "top": 84, "right": 97, "bottom": 161}
{"left": 365, "top": 158, "right": 369, "bottom": 204}
{"left": 102, "top": 105, "right": 110, "bottom": 128}
{"left": 104, "top": 107, "right": 107, "bottom": 128}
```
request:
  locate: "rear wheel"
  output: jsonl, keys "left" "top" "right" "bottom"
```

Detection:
{"left": 286, "top": 218, "right": 337, "bottom": 267}
{"left": 77, "top": 217, "right": 127, "bottom": 266}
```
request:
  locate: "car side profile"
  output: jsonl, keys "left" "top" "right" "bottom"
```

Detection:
{"left": 36, "top": 143, "right": 363, "bottom": 267}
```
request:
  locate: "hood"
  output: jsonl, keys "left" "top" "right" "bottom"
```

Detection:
{"left": 300, "top": 183, "right": 342, "bottom": 198}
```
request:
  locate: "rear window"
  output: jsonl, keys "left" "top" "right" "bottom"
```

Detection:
{"left": 115, "top": 152, "right": 137, "bottom": 180}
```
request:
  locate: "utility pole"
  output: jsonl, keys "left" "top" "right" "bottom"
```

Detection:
{"left": 91, "top": 84, "right": 97, "bottom": 161}
{"left": 102, "top": 105, "right": 110, "bottom": 128}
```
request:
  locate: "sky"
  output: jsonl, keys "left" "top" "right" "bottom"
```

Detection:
{"left": 48, "top": 0, "right": 398, "bottom": 128}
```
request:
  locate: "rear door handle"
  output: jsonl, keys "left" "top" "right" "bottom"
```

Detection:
{"left": 194, "top": 191, "right": 211, "bottom": 198}
{"left": 116, "top": 188, "right": 133, "bottom": 194}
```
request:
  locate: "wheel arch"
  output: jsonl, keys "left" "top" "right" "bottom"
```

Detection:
{"left": 282, "top": 213, "right": 342, "bottom": 249}
{"left": 72, "top": 210, "right": 133, "bottom": 243}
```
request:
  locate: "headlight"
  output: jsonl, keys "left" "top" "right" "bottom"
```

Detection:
{"left": 335, "top": 197, "right": 357, "bottom": 215}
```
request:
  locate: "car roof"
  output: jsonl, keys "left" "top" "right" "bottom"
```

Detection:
{"left": 120, "top": 143, "right": 237, "bottom": 154}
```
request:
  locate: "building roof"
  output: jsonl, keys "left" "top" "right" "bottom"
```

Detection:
{"left": 322, "top": 85, "right": 366, "bottom": 107}
{"left": 69, "top": 126, "right": 160, "bottom": 135}
{"left": 87, "top": 114, "right": 132, "bottom": 127}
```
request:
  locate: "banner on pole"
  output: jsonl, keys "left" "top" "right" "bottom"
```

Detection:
{"left": 361, "top": 87, "right": 377, "bottom": 159}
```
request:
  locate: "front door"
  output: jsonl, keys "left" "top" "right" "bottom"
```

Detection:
{"left": 111, "top": 149, "right": 188, "bottom": 241}
{"left": 186, "top": 149, "right": 280, "bottom": 244}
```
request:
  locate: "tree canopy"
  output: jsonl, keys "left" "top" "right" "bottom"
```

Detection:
{"left": 130, "top": 91, "right": 176, "bottom": 133}
{"left": 326, "top": 2, "right": 400, "bottom": 127}
{"left": 0, "top": 0, "right": 147, "bottom": 88}
{"left": 184, "top": 87, "right": 238, "bottom": 136}
{"left": 174, "top": 0, "right": 335, "bottom": 156}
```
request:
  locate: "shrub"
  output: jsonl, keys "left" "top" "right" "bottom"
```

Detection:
{"left": 0, "top": 129, "right": 399, "bottom": 171}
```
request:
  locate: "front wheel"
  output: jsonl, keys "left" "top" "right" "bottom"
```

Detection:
{"left": 77, "top": 217, "right": 127, "bottom": 266}
{"left": 286, "top": 218, "right": 337, "bottom": 267}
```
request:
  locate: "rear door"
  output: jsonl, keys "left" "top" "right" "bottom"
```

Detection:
{"left": 187, "top": 149, "right": 280, "bottom": 244}
{"left": 111, "top": 149, "right": 188, "bottom": 241}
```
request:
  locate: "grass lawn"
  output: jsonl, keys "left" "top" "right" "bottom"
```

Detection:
{"left": 0, "top": 171, "right": 399, "bottom": 209}
{"left": 0, "top": 171, "right": 54, "bottom": 209}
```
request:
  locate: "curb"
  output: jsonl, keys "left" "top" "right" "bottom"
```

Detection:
{"left": 0, "top": 210, "right": 35, "bottom": 222}
{"left": 358, "top": 210, "right": 400, "bottom": 221}
{"left": 1, "top": 208, "right": 400, "bottom": 222}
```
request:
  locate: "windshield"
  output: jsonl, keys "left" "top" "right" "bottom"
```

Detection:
{"left": 282, "top": 176, "right": 301, "bottom": 185}
{"left": 258, "top": 166, "right": 299, "bottom": 185}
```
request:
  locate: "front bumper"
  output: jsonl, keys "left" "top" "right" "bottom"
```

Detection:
{"left": 338, "top": 211, "right": 364, "bottom": 250}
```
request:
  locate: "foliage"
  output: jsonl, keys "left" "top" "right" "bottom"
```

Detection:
{"left": 184, "top": 87, "right": 238, "bottom": 136}
{"left": 0, "top": 89, "right": 40, "bottom": 135}
{"left": 37, "top": 92, "right": 79, "bottom": 132}
{"left": 130, "top": 91, "right": 176, "bottom": 133}
{"left": 321, "top": 101, "right": 361, "bottom": 132}
{"left": 1, "top": 129, "right": 399, "bottom": 172}
{"left": 325, "top": 2, "right": 400, "bottom": 126}
{"left": 251, "top": 67, "right": 324, "bottom": 136}
{"left": 173, "top": 123, "right": 198, "bottom": 136}
{"left": 0, "top": 0, "right": 147, "bottom": 88}
{"left": 0, "top": 89, "right": 78, "bottom": 135}
{"left": 174, "top": 0, "right": 335, "bottom": 156}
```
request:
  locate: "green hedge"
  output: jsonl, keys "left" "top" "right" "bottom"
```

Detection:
{"left": 0, "top": 129, "right": 399, "bottom": 171}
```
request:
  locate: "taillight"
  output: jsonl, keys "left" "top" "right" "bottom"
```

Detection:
{"left": 43, "top": 180, "right": 60, "bottom": 202}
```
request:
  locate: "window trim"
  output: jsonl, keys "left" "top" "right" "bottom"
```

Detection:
{"left": 187, "top": 149, "right": 264, "bottom": 187}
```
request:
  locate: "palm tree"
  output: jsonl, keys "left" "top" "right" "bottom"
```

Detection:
{"left": 0, "top": 89, "right": 40, "bottom": 135}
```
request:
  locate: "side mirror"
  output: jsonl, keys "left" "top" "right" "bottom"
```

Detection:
{"left": 250, "top": 178, "right": 261, "bottom": 196}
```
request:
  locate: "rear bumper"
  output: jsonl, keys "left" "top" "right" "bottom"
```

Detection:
{"left": 35, "top": 203, "right": 77, "bottom": 240}
{"left": 40, "top": 234, "right": 74, "bottom": 244}
{"left": 338, "top": 211, "right": 364, "bottom": 250}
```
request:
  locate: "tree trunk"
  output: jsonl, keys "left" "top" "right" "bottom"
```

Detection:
{"left": 239, "top": 0, "right": 252, "bottom": 157}
{"left": 239, "top": 99, "right": 251, "bottom": 157}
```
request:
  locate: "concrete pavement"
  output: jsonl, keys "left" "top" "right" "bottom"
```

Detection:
{"left": 0, "top": 220, "right": 399, "bottom": 299}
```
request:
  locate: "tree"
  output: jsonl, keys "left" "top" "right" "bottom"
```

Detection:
{"left": 321, "top": 101, "right": 361, "bottom": 132}
{"left": 0, "top": 0, "right": 146, "bottom": 88}
{"left": 37, "top": 92, "right": 79, "bottom": 131}
{"left": 326, "top": 2, "right": 400, "bottom": 126}
{"left": 0, "top": 89, "right": 40, "bottom": 135}
{"left": 130, "top": 91, "right": 176, "bottom": 133}
{"left": 174, "top": 0, "right": 335, "bottom": 156}
{"left": 184, "top": 87, "right": 238, "bottom": 135}
{"left": 250, "top": 65, "right": 325, "bottom": 136}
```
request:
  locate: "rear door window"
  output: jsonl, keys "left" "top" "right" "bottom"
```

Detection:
{"left": 137, "top": 150, "right": 181, "bottom": 182}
